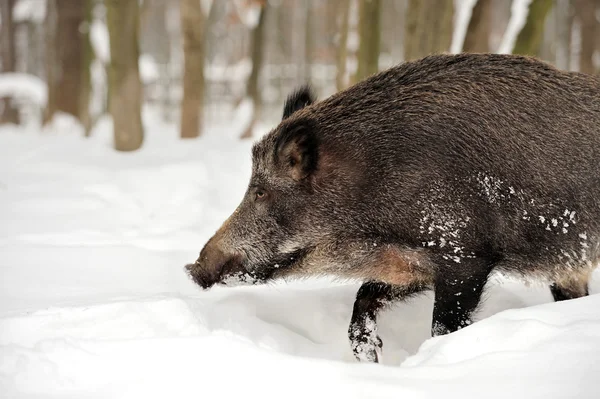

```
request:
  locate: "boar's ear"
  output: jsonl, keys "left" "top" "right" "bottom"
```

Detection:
{"left": 275, "top": 118, "right": 319, "bottom": 181}
{"left": 282, "top": 85, "right": 316, "bottom": 120}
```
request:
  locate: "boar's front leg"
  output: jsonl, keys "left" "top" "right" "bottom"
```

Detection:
{"left": 349, "top": 281, "right": 426, "bottom": 362}
{"left": 431, "top": 260, "right": 492, "bottom": 336}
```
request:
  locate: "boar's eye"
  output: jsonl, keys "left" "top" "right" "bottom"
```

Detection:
{"left": 255, "top": 190, "right": 267, "bottom": 201}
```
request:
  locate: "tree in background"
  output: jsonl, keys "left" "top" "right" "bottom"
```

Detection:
{"left": 106, "top": 0, "right": 144, "bottom": 151}
{"left": 303, "top": 0, "right": 313, "bottom": 84}
{"left": 573, "top": 0, "right": 599, "bottom": 75}
{"left": 80, "top": 0, "right": 93, "bottom": 135}
{"left": 2, "top": 0, "right": 595, "bottom": 138}
{"left": 353, "top": 0, "right": 381, "bottom": 83}
{"left": 335, "top": 0, "right": 351, "bottom": 91}
{"left": 141, "top": 0, "right": 174, "bottom": 123}
{"left": 404, "top": 0, "right": 454, "bottom": 61}
{"left": 0, "top": 0, "right": 19, "bottom": 124}
{"left": 241, "top": 1, "right": 267, "bottom": 139}
{"left": 512, "top": 0, "right": 554, "bottom": 56}
{"left": 463, "top": 0, "right": 492, "bottom": 53}
{"left": 180, "top": 0, "right": 206, "bottom": 138}
{"left": 554, "top": 0, "right": 573, "bottom": 70}
{"left": 44, "top": 0, "right": 87, "bottom": 124}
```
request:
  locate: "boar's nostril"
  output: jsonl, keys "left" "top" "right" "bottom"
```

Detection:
{"left": 185, "top": 262, "right": 211, "bottom": 289}
{"left": 186, "top": 243, "right": 247, "bottom": 289}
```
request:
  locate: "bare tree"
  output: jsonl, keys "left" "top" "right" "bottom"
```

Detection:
{"left": 573, "top": 0, "right": 599, "bottom": 75}
{"left": 180, "top": 0, "right": 205, "bottom": 138}
{"left": 106, "top": 0, "right": 144, "bottom": 151}
{"left": 353, "top": 0, "right": 381, "bottom": 83}
{"left": 404, "top": 0, "right": 454, "bottom": 61}
{"left": 513, "top": 0, "right": 554, "bottom": 56}
{"left": 304, "top": 0, "right": 313, "bottom": 83}
{"left": 44, "top": 0, "right": 87, "bottom": 124}
{"left": 0, "top": 0, "right": 19, "bottom": 124}
{"left": 80, "top": 0, "right": 93, "bottom": 135}
{"left": 463, "top": 0, "right": 493, "bottom": 53}
{"left": 336, "top": 0, "right": 351, "bottom": 91}
{"left": 241, "top": 2, "right": 267, "bottom": 139}
{"left": 554, "top": 0, "right": 573, "bottom": 70}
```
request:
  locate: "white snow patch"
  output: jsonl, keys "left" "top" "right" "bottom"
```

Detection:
{"left": 221, "top": 272, "right": 258, "bottom": 287}
{"left": 0, "top": 73, "right": 47, "bottom": 106}
{"left": 476, "top": 172, "right": 504, "bottom": 203}
{"left": 234, "top": 0, "right": 262, "bottom": 28}
{"left": 0, "top": 122, "right": 599, "bottom": 398}
{"left": 497, "top": 0, "right": 534, "bottom": 54}
{"left": 139, "top": 54, "right": 160, "bottom": 84}
{"left": 90, "top": 19, "right": 110, "bottom": 63}
{"left": 200, "top": 0, "right": 214, "bottom": 17}
{"left": 450, "top": 0, "right": 477, "bottom": 53}
{"left": 12, "top": 0, "right": 46, "bottom": 23}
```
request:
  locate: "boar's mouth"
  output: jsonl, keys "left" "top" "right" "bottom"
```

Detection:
{"left": 185, "top": 247, "right": 311, "bottom": 290}
{"left": 250, "top": 246, "right": 312, "bottom": 280}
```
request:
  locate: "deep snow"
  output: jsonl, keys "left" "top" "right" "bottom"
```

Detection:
{"left": 1, "top": 114, "right": 600, "bottom": 399}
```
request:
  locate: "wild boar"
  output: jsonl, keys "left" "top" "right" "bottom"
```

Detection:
{"left": 186, "top": 53, "right": 600, "bottom": 362}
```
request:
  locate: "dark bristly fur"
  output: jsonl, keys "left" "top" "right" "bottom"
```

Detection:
{"left": 282, "top": 85, "right": 316, "bottom": 120}
{"left": 186, "top": 53, "right": 600, "bottom": 363}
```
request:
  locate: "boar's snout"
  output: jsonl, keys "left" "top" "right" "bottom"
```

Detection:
{"left": 186, "top": 237, "right": 245, "bottom": 289}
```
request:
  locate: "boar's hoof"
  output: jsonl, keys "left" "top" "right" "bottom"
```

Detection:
{"left": 348, "top": 317, "right": 383, "bottom": 363}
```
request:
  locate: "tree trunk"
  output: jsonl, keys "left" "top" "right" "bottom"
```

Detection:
{"left": 353, "top": 0, "right": 381, "bottom": 83}
{"left": 336, "top": 0, "right": 351, "bottom": 91}
{"left": 241, "top": 3, "right": 267, "bottom": 139}
{"left": 463, "top": 0, "right": 492, "bottom": 53}
{"left": 80, "top": 0, "right": 93, "bottom": 136}
{"left": 141, "top": 0, "right": 172, "bottom": 122}
{"left": 0, "top": 0, "right": 19, "bottom": 124}
{"left": 573, "top": 0, "right": 599, "bottom": 75}
{"left": 513, "top": 0, "right": 554, "bottom": 56}
{"left": 180, "top": 0, "right": 205, "bottom": 139}
{"left": 304, "top": 0, "right": 313, "bottom": 83}
{"left": 106, "top": 0, "right": 144, "bottom": 151}
{"left": 554, "top": 0, "right": 573, "bottom": 70}
{"left": 404, "top": 0, "right": 454, "bottom": 61}
{"left": 44, "top": 0, "right": 86, "bottom": 124}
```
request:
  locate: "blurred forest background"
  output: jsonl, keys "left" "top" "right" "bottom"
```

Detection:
{"left": 0, "top": 0, "right": 598, "bottom": 151}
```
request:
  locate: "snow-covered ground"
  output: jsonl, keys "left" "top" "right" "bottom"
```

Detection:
{"left": 1, "top": 114, "right": 600, "bottom": 399}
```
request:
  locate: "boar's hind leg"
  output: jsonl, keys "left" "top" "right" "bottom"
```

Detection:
{"left": 550, "top": 279, "right": 589, "bottom": 302}
{"left": 349, "top": 281, "right": 426, "bottom": 363}
{"left": 432, "top": 260, "right": 492, "bottom": 337}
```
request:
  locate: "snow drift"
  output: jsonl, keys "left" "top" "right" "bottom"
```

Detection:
{"left": 0, "top": 118, "right": 599, "bottom": 398}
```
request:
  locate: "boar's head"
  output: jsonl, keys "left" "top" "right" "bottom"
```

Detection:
{"left": 186, "top": 86, "right": 334, "bottom": 289}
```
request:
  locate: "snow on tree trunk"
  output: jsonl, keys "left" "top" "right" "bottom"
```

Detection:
{"left": 180, "top": 0, "right": 205, "bottom": 139}
{"left": 241, "top": 2, "right": 267, "bottom": 140}
{"left": 353, "top": 0, "right": 381, "bottom": 84}
{"left": 451, "top": 0, "right": 477, "bottom": 54}
{"left": 463, "top": 0, "right": 493, "bottom": 53}
{"left": 404, "top": 0, "right": 454, "bottom": 61}
{"left": 106, "top": 0, "right": 144, "bottom": 151}
{"left": 497, "top": 0, "right": 533, "bottom": 54}
{"left": 513, "top": 0, "right": 554, "bottom": 56}
{"left": 1, "top": 0, "right": 20, "bottom": 124}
